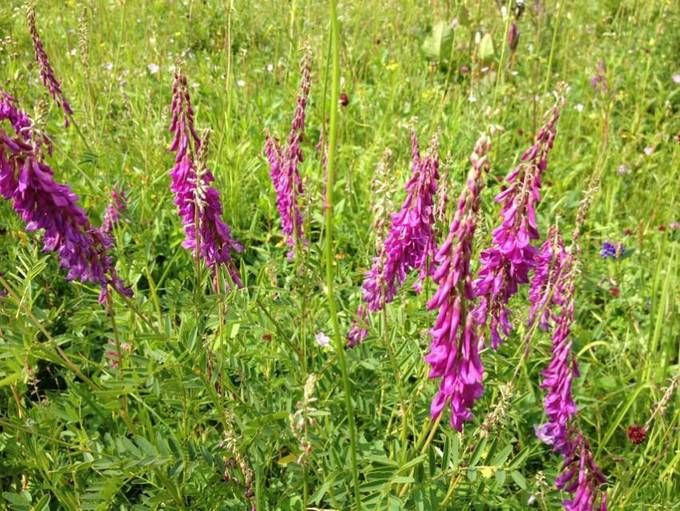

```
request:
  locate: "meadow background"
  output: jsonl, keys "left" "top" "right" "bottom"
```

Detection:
{"left": 1, "top": 0, "right": 679, "bottom": 509}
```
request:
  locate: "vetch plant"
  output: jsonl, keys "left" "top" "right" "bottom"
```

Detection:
{"left": 426, "top": 133, "right": 491, "bottom": 430}
{"left": 0, "top": 90, "right": 130, "bottom": 303}
{"left": 100, "top": 187, "right": 127, "bottom": 236}
{"left": 27, "top": 3, "right": 73, "bottom": 125}
{"left": 473, "top": 89, "right": 565, "bottom": 348}
{"left": 264, "top": 48, "right": 311, "bottom": 258}
{"left": 348, "top": 132, "right": 440, "bottom": 346}
{"left": 168, "top": 69, "right": 243, "bottom": 288}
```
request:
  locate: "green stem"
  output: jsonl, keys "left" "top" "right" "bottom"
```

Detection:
{"left": 325, "top": 2, "right": 361, "bottom": 509}
{"left": 543, "top": 0, "right": 564, "bottom": 93}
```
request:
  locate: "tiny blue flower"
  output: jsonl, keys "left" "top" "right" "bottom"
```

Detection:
{"left": 600, "top": 241, "right": 623, "bottom": 259}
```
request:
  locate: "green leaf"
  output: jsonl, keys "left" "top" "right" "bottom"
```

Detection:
{"left": 510, "top": 470, "right": 527, "bottom": 490}
{"left": 479, "top": 33, "right": 495, "bottom": 62}
{"left": 422, "top": 21, "right": 453, "bottom": 62}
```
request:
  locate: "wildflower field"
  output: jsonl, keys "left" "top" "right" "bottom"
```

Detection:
{"left": 1, "top": 0, "right": 679, "bottom": 509}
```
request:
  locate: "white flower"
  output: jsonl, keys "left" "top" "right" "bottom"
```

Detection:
{"left": 104, "top": 62, "right": 113, "bottom": 72}
{"left": 574, "top": 103, "right": 584, "bottom": 113}
{"left": 643, "top": 146, "right": 654, "bottom": 156}
{"left": 236, "top": 79, "right": 246, "bottom": 88}
{"left": 314, "top": 332, "right": 331, "bottom": 348}
{"left": 147, "top": 63, "right": 159, "bottom": 74}
{"left": 673, "top": 73, "right": 680, "bottom": 84}
{"left": 266, "top": 63, "right": 274, "bottom": 73}
{"left": 468, "top": 94, "right": 477, "bottom": 103}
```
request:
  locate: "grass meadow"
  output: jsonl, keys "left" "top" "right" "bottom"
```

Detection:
{"left": 0, "top": 0, "right": 679, "bottom": 509}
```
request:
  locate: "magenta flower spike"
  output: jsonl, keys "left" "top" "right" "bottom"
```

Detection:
{"left": 100, "top": 188, "right": 127, "bottom": 235}
{"left": 347, "top": 133, "right": 439, "bottom": 346}
{"left": 556, "top": 434, "right": 607, "bottom": 511}
{"left": 530, "top": 228, "right": 578, "bottom": 454}
{"left": 425, "top": 134, "right": 491, "bottom": 430}
{"left": 530, "top": 224, "right": 607, "bottom": 510}
{"left": 264, "top": 50, "right": 311, "bottom": 257}
{"left": 0, "top": 90, "right": 130, "bottom": 303}
{"left": 472, "top": 92, "right": 565, "bottom": 348}
{"left": 27, "top": 4, "right": 73, "bottom": 126}
{"left": 168, "top": 70, "right": 243, "bottom": 288}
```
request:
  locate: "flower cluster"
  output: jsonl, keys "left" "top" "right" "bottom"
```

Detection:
{"left": 27, "top": 4, "right": 73, "bottom": 125}
{"left": 556, "top": 434, "right": 608, "bottom": 511}
{"left": 529, "top": 226, "right": 569, "bottom": 330}
{"left": 530, "top": 224, "right": 607, "bottom": 510}
{"left": 599, "top": 241, "right": 623, "bottom": 259}
{"left": 531, "top": 229, "right": 578, "bottom": 454}
{"left": 473, "top": 93, "right": 565, "bottom": 348}
{"left": 100, "top": 188, "right": 127, "bottom": 235}
{"left": 425, "top": 133, "right": 491, "bottom": 430}
{"left": 264, "top": 50, "right": 311, "bottom": 256}
{"left": 169, "top": 70, "right": 243, "bottom": 287}
{"left": 590, "top": 60, "right": 608, "bottom": 95}
{"left": 0, "top": 90, "right": 130, "bottom": 303}
{"left": 348, "top": 133, "right": 439, "bottom": 346}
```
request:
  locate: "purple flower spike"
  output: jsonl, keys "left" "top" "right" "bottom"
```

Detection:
{"left": 100, "top": 188, "right": 127, "bottom": 235}
{"left": 556, "top": 434, "right": 607, "bottom": 511}
{"left": 347, "top": 133, "right": 439, "bottom": 347}
{"left": 529, "top": 226, "right": 568, "bottom": 330}
{"left": 264, "top": 50, "right": 311, "bottom": 257}
{"left": 473, "top": 93, "right": 565, "bottom": 349}
{"left": 1, "top": 90, "right": 131, "bottom": 303}
{"left": 507, "top": 21, "right": 520, "bottom": 52}
{"left": 531, "top": 225, "right": 608, "bottom": 510}
{"left": 426, "top": 134, "right": 491, "bottom": 430}
{"left": 347, "top": 304, "right": 368, "bottom": 348}
{"left": 169, "top": 71, "right": 243, "bottom": 287}
{"left": 27, "top": 5, "right": 73, "bottom": 126}
{"left": 529, "top": 227, "right": 578, "bottom": 454}
{"left": 590, "top": 60, "right": 609, "bottom": 96}
{"left": 365, "top": 133, "right": 439, "bottom": 310}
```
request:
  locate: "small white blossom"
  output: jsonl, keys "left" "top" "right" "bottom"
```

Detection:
{"left": 236, "top": 79, "right": 246, "bottom": 88}
{"left": 314, "top": 332, "right": 330, "bottom": 348}
{"left": 147, "top": 63, "right": 159, "bottom": 74}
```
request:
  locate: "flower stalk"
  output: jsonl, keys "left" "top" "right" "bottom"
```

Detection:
{"left": 325, "top": 1, "right": 361, "bottom": 507}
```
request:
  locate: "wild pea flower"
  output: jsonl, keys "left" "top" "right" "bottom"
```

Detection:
{"left": 555, "top": 434, "right": 607, "bottom": 511}
{"left": 370, "top": 148, "right": 395, "bottom": 251}
{"left": 0, "top": 90, "right": 130, "bottom": 303}
{"left": 347, "top": 304, "right": 368, "bottom": 348}
{"left": 473, "top": 91, "right": 565, "bottom": 348}
{"left": 27, "top": 4, "right": 73, "bottom": 125}
{"left": 507, "top": 21, "right": 520, "bottom": 52}
{"left": 347, "top": 133, "right": 439, "bottom": 346}
{"left": 531, "top": 229, "right": 578, "bottom": 454}
{"left": 264, "top": 49, "right": 311, "bottom": 257}
{"left": 169, "top": 71, "right": 243, "bottom": 287}
{"left": 590, "top": 60, "right": 608, "bottom": 95}
{"left": 100, "top": 188, "right": 127, "bottom": 235}
{"left": 599, "top": 241, "right": 623, "bottom": 259}
{"left": 529, "top": 226, "right": 568, "bottom": 331}
{"left": 531, "top": 200, "right": 608, "bottom": 510}
{"left": 425, "top": 133, "right": 491, "bottom": 430}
